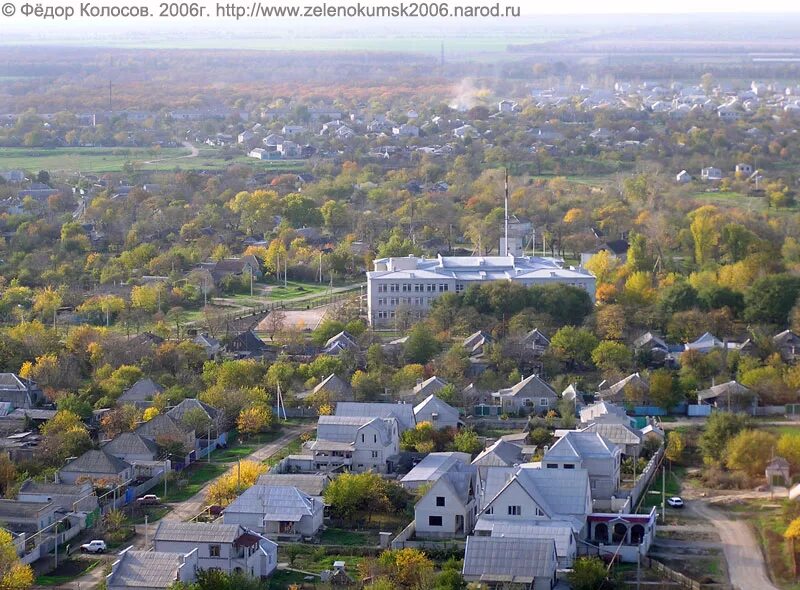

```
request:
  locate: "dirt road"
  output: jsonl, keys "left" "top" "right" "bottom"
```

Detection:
{"left": 691, "top": 501, "right": 780, "bottom": 590}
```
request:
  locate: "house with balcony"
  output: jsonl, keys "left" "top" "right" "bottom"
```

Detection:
{"left": 222, "top": 485, "right": 324, "bottom": 541}
{"left": 310, "top": 414, "right": 400, "bottom": 473}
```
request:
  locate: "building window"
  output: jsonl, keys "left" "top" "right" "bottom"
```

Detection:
{"left": 455, "top": 284, "right": 464, "bottom": 293}
{"left": 429, "top": 516, "right": 443, "bottom": 527}
{"left": 436, "top": 496, "right": 445, "bottom": 507}
{"left": 508, "top": 505, "right": 521, "bottom": 516}
{"left": 485, "top": 507, "right": 493, "bottom": 515}
{"left": 546, "top": 463, "right": 558, "bottom": 469}
{"left": 540, "top": 398, "right": 549, "bottom": 406}
{"left": 372, "top": 451, "right": 379, "bottom": 458}
{"left": 378, "top": 284, "right": 387, "bottom": 293}
{"left": 373, "top": 434, "right": 377, "bottom": 443}
{"left": 564, "top": 463, "right": 575, "bottom": 469}
{"left": 209, "top": 545, "right": 221, "bottom": 557}
{"left": 361, "top": 434, "right": 365, "bottom": 443}
{"left": 535, "top": 507, "right": 545, "bottom": 517}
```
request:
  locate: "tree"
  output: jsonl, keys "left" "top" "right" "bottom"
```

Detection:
{"left": 33, "top": 286, "right": 62, "bottom": 329}
{"left": 591, "top": 340, "right": 631, "bottom": 373}
{"left": 649, "top": 369, "right": 682, "bottom": 411}
{"left": 375, "top": 548, "right": 434, "bottom": 589}
{"left": 745, "top": 274, "right": 800, "bottom": 324}
{"left": 142, "top": 407, "right": 160, "bottom": 421}
{"left": 0, "top": 454, "right": 16, "bottom": 497}
{"left": 236, "top": 406, "right": 273, "bottom": 439}
{"left": 658, "top": 282, "right": 699, "bottom": 316}
{"left": 550, "top": 326, "right": 599, "bottom": 369}
{"left": 351, "top": 370, "right": 383, "bottom": 401}
{"left": 262, "top": 310, "right": 285, "bottom": 341}
{"left": 0, "top": 529, "right": 34, "bottom": 590}
{"left": 568, "top": 557, "right": 612, "bottom": 590}
{"left": 404, "top": 323, "right": 441, "bottom": 364}
{"left": 665, "top": 431, "right": 684, "bottom": 468}
{"left": 206, "top": 460, "right": 266, "bottom": 506}
{"left": 785, "top": 517, "right": 800, "bottom": 576}
{"left": 452, "top": 428, "right": 482, "bottom": 455}
{"left": 698, "top": 412, "right": 750, "bottom": 464}
{"left": 725, "top": 429, "right": 777, "bottom": 478}
{"left": 778, "top": 433, "right": 800, "bottom": 473}
{"left": 689, "top": 205, "right": 721, "bottom": 266}
{"left": 324, "top": 472, "right": 407, "bottom": 524}
{"left": 40, "top": 410, "right": 92, "bottom": 464}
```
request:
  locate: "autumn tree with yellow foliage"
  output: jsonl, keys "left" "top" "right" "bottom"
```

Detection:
{"left": 206, "top": 460, "right": 266, "bottom": 507}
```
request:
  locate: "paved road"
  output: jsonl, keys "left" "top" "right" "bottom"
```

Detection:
{"left": 691, "top": 501, "right": 780, "bottom": 590}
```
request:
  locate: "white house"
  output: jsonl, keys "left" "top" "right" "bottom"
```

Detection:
{"left": 413, "top": 395, "right": 459, "bottom": 430}
{"left": 335, "top": 401, "right": 416, "bottom": 431}
{"left": 223, "top": 485, "right": 324, "bottom": 541}
{"left": 153, "top": 521, "right": 277, "bottom": 579}
{"left": 543, "top": 432, "right": 621, "bottom": 507}
{"left": 701, "top": 166, "right": 723, "bottom": 181}
{"left": 367, "top": 255, "right": 595, "bottom": 326}
{"left": 414, "top": 469, "right": 478, "bottom": 538}
{"left": 676, "top": 170, "right": 692, "bottom": 183}
{"left": 310, "top": 415, "right": 400, "bottom": 473}
{"left": 107, "top": 548, "right": 198, "bottom": 590}
{"left": 400, "top": 452, "right": 472, "bottom": 490}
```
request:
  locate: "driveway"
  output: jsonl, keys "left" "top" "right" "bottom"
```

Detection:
{"left": 690, "top": 501, "right": 780, "bottom": 590}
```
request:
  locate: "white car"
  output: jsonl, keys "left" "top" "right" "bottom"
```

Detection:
{"left": 667, "top": 496, "right": 684, "bottom": 508}
{"left": 80, "top": 540, "right": 107, "bottom": 554}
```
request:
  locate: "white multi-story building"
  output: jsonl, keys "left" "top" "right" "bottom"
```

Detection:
{"left": 367, "top": 255, "right": 595, "bottom": 326}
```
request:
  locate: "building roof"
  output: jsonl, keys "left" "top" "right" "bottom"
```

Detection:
{"left": 633, "top": 331, "right": 668, "bottom": 351}
{"left": 462, "top": 536, "right": 557, "bottom": 583}
{"left": 697, "top": 380, "right": 753, "bottom": 402}
{"left": 401, "top": 452, "right": 472, "bottom": 485}
{"left": 226, "top": 331, "right": 266, "bottom": 354}
{"left": 474, "top": 517, "right": 574, "bottom": 557}
{"left": 313, "top": 374, "right": 352, "bottom": 397}
{"left": 119, "top": 378, "right": 163, "bottom": 403}
{"left": 684, "top": 332, "right": 724, "bottom": 352}
{"left": 256, "top": 474, "right": 330, "bottom": 496}
{"left": 135, "top": 413, "right": 192, "bottom": 441}
{"left": 103, "top": 432, "right": 159, "bottom": 458}
{"left": 434, "top": 470, "right": 476, "bottom": 505}
{"left": 107, "top": 550, "right": 187, "bottom": 588}
{"left": 598, "top": 373, "right": 648, "bottom": 399}
{"left": 225, "top": 485, "right": 317, "bottom": 523}
{"left": 581, "top": 422, "right": 642, "bottom": 446}
{"left": 17, "top": 480, "right": 89, "bottom": 496}
{"left": 544, "top": 431, "right": 619, "bottom": 462}
{"left": 463, "top": 331, "right": 492, "bottom": 356}
{"left": 60, "top": 449, "right": 132, "bottom": 476}
{"left": 510, "top": 465, "right": 591, "bottom": 520}
{"left": 370, "top": 255, "right": 594, "bottom": 284}
{"left": 0, "top": 498, "right": 56, "bottom": 518}
{"left": 166, "top": 398, "right": 220, "bottom": 423}
{"left": 774, "top": 330, "right": 800, "bottom": 347}
{"left": 154, "top": 521, "right": 253, "bottom": 544}
{"left": 493, "top": 374, "right": 557, "bottom": 401}
{"left": 412, "top": 376, "right": 448, "bottom": 396}
{"left": 316, "top": 415, "right": 395, "bottom": 446}
{"left": 579, "top": 401, "right": 628, "bottom": 424}
{"left": 472, "top": 439, "right": 523, "bottom": 467}
{"left": 413, "top": 395, "right": 459, "bottom": 422}
{"left": 335, "top": 401, "right": 415, "bottom": 430}
{"left": 520, "top": 328, "right": 550, "bottom": 347}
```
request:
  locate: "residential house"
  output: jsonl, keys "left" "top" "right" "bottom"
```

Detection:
{"left": 153, "top": 521, "right": 277, "bottom": 578}
{"left": 222, "top": 485, "right": 324, "bottom": 540}
{"left": 697, "top": 381, "right": 757, "bottom": 413}
{"left": 17, "top": 480, "right": 98, "bottom": 513}
{"left": 462, "top": 536, "right": 557, "bottom": 590}
{"left": 0, "top": 499, "right": 58, "bottom": 534}
{"left": 255, "top": 474, "right": 330, "bottom": 500}
{"left": 335, "top": 401, "right": 416, "bottom": 431}
{"left": 0, "top": 374, "right": 44, "bottom": 409}
{"left": 580, "top": 423, "right": 642, "bottom": 457}
{"left": 633, "top": 332, "right": 671, "bottom": 365}
{"left": 463, "top": 331, "right": 492, "bottom": 358}
{"left": 415, "top": 468, "right": 478, "bottom": 539}
{"left": 676, "top": 170, "right": 692, "bottom": 183}
{"left": 684, "top": 331, "right": 726, "bottom": 353}
{"left": 413, "top": 395, "right": 459, "bottom": 430}
{"left": 473, "top": 518, "right": 576, "bottom": 568}
{"left": 135, "top": 414, "right": 195, "bottom": 461}
{"left": 579, "top": 401, "right": 629, "bottom": 426}
{"left": 543, "top": 431, "right": 621, "bottom": 506}
{"left": 580, "top": 239, "right": 629, "bottom": 267}
{"left": 297, "top": 374, "right": 353, "bottom": 404}
{"left": 118, "top": 378, "right": 163, "bottom": 408}
{"left": 209, "top": 255, "right": 262, "bottom": 286}
{"left": 410, "top": 376, "right": 448, "bottom": 401}
{"left": 102, "top": 432, "right": 160, "bottom": 463}
{"left": 58, "top": 449, "right": 134, "bottom": 486}
{"left": 492, "top": 374, "right": 558, "bottom": 415}
{"left": 310, "top": 415, "right": 399, "bottom": 473}
{"left": 774, "top": 330, "right": 800, "bottom": 362}
{"left": 167, "top": 399, "right": 226, "bottom": 447}
{"left": 400, "top": 452, "right": 472, "bottom": 490}
{"left": 472, "top": 439, "right": 523, "bottom": 468}
{"left": 107, "top": 548, "right": 198, "bottom": 590}
{"left": 225, "top": 330, "right": 271, "bottom": 360}
{"left": 701, "top": 166, "right": 723, "bottom": 181}
{"left": 322, "top": 331, "right": 359, "bottom": 356}
{"left": 193, "top": 333, "right": 221, "bottom": 358}
{"left": 597, "top": 373, "right": 649, "bottom": 405}
{"left": 519, "top": 328, "right": 550, "bottom": 358}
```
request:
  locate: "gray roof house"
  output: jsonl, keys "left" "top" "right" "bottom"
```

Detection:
{"left": 135, "top": 414, "right": 195, "bottom": 456}
{"left": 401, "top": 452, "right": 472, "bottom": 490}
{"left": 322, "top": 331, "right": 359, "bottom": 355}
{"left": 415, "top": 468, "right": 478, "bottom": 539}
{"left": 297, "top": 374, "right": 353, "bottom": 403}
{"left": 580, "top": 401, "right": 629, "bottom": 425}
{"left": 697, "top": 380, "right": 757, "bottom": 413}
{"left": 256, "top": 474, "right": 330, "bottom": 499}
{"left": 473, "top": 518, "right": 577, "bottom": 568}
{"left": 17, "top": 480, "right": 98, "bottom": 513}
{"left": 58, "top": 449, "right": 133, "bottom": 486}
{"left": 0, "top": 374, "right": 44, "bottom": 409}
{"left": 107, "top": 548, "right": 198, "bottom": 590}
{"left": 193, "top": 333, "right": 221, "bottom": 358}
{"left": 597, "top": 373, "right": 649, "bottom": 404}
{"left": 118, "top": 378, "right": 164, "bottom": 408}
{"left": 166, "top": 398, "right": 224, "bottom": 438}
{"left": 774, "top": 330, "right": 800, "bottom": 362}
{"left": 0, "top": 499, "right": 58, "bottom": 534}
{"left": 519, "top": 328, "right": 550, "bottom": 357}
{"left": 413, "top": 395, "right": 459, "bottom": 430}
{"left": 410, "top": 376, "right": 448, "bottom": 401}
{"left": 153, "top": 521, "right": 277, "bottom": 578}
{"left": 335, "top": 401, "right": 416, "bottom": 431}
{"left": 223, "top": 485, "right": 324, "bottom": 541}
{"left": 462, "top": 536, "right": 557, "bottom": 590}
{"left": 491, "top": 374, "right": 558, "bottom": 414}
{"left": 102, "top": 432, "right": 160, "bottom": 463}
{"left": 580, "top": 422, "right": 642, "bottom": 457}
{"left": 311, "top": 415, "right": 400, "bottom": 473}
{"left": 472, "top": 439, "right": 523, "bottom": 468}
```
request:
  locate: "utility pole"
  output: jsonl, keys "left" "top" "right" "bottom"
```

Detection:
{"left": 661, "top": 465, "right": 666, "bottom": 523}
{"left": 144, "top": 515, "right": 148, "bottom": 546}
{"left": 319, "top": 252, "right": 323, "bottom": 283}
{"left": 503, "top": 167, "right": 509, "bottom": 256}
{"left": 208, "top": 423, "right": 212, "bottom": 463}
{"left": 284, "top": 255, "right": 288, "bottom": 288}
{"left": 164, "top": 460, "right": 168, "bottom": 499}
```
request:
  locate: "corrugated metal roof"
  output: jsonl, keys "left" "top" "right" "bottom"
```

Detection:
{"left": 462, "top": 536, "right": 556, "bottom": 582}
{"left": 155, "top": 521, "right": 242, "bottom": 544}
{"left": 401, "top": 452, "right": 472, "bottom": 484}
{"left": 107, "top": 550, "right": 183, "bottom": 588}
{"left": 335, "top": 401, "right": 415, "bottom": 430}
{"left": 474, "top": 517, "right": 574, "bottom": 557}
{"left": 224, "top": 485, "right": 318, "bottom": 522}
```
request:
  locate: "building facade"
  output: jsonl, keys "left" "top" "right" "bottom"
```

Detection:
{"left": 367, "top": 255, "right": 595, "bottom": 326}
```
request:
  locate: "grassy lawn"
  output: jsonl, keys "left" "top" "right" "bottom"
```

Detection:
{"left": 281, "top": 545, "right": 367, "bottom": 574}
{"left": 0, "top": 146, "right": 191, "bottom": 173}
{"left": 265, "top": 281, "right": 329, "bottom": 301}
{"left": 164, "top": 462, "right": 228, "bottom": 503}
{"left": 35, "top": 558, "right": 100, "bottom": 586}
{"left": 319, "top": 527, "right": 376, "bottom": 547}
{"left": 213, "top": 430, "right": 283, "bottom": 462}
{"left": 267, "top": 569, "right": 314, "bottom": 589}
{"left": 638, "top": 466, "right": 684, "bottom": 512}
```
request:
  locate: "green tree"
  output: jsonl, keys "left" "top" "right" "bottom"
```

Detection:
{"left": 698, "top": 412, "right": 750, "bottom": 464}
{"left": 404, "top": 323, "right": 441, "bottom": 364}
{"left": 665, "top": 431, "right": 684, "bottom": 468}
{"left": 745, "top": 274, "right": 800, "bottom": 324}
{"left": 649, "top": 369, "right": 682, "bottom": 411}
{"left": 724, "top": 429, "right": 777, "bottom": 477}
{"left": 591, "top": 340, "right": 631, "bottom": 373}
{"left": 550, "top": 326, "right": 599, "bottom": 369}
{"left": 452, "top": 428, "right": 483, "bottom": 455}
{"left": 568, "top": 557, "right": 612, "bottom": 590}
{"left": 0, "top": 528, "right": 34, "bottom": 590}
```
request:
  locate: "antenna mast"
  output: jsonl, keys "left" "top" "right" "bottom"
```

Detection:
{"left": 504, "top": 168, "right": 509, "bottom": 256}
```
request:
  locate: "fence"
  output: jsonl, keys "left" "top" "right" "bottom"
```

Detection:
{"left": 390, "top": 520, "right": 466, "bottom": 552}
{"left": 645, "top": 557, "right": 705, "bottom": 590}
{"left": 629, "top": 445, "right": 665, "bottom": 510}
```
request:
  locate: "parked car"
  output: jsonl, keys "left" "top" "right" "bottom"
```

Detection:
{"left": 667, "top": 496, "right": 684, "bottom": 508}
{"left": 80, "top": 540, "right": 107, "bottom": 554}
{"left": 137, "top": 494, "right": 160, "bottom": 505}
